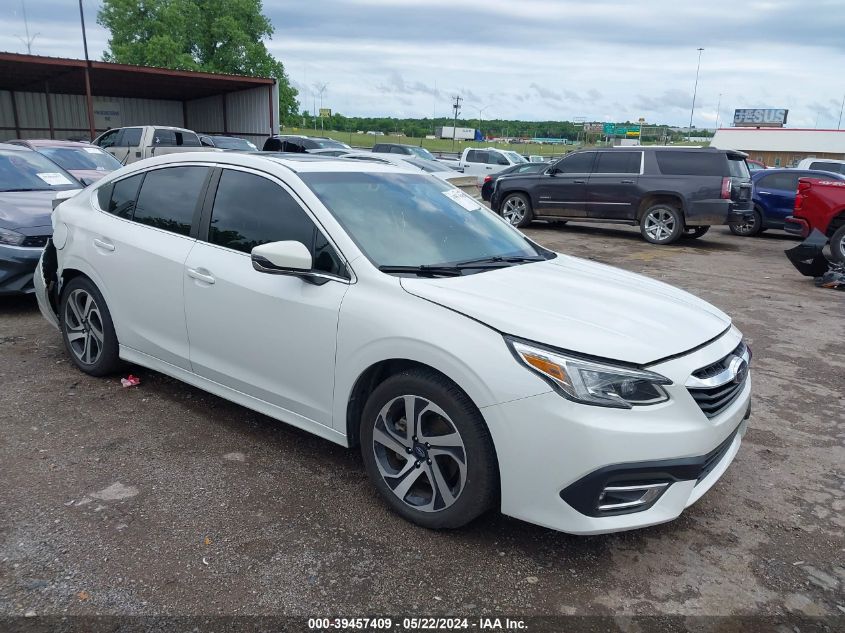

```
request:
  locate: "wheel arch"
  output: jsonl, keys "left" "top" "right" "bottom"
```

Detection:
{"left": 346, "top": 358, "right": 479, "bottom": 448}
{"left": 495, "top": 187, "right": 532, "bottom": 213}
{"left": 636, "top": 192, "right": 685, "bottom": 221}
{"left": 825, "top": 208, "right": 845, "bottom": 236}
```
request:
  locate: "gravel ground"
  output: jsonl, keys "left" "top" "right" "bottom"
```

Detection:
{"left": 1, "top": 222, "right": 843, "bottom": 625}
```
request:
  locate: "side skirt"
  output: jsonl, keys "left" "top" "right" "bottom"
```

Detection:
{"left": 118, "top": 345, "right": 351, "bottom": 448}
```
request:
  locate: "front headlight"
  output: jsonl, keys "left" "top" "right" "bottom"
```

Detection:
{"left": 508, "top": 338, "right": 671, "bottom": 409}
{"left": 0, "top": 227, "right": 26, "bottom": 246}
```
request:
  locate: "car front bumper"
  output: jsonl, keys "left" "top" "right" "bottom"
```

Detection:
{"left": 481, "top": 327, "right": 750, "bottom": 535}
{"left": 0, "top": 243, "right": 44, "bottom": 295}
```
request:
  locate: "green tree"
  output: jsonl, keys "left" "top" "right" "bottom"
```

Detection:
{"left": 98, "top": 0, "right": 299, "bottom": 118}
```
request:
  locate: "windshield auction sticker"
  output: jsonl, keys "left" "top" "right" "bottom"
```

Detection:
{"left": 36, "top": 172, "right": 74, "bottom": 186}
{"left": 442, "top": 188, "right": 481, "bottom": 211}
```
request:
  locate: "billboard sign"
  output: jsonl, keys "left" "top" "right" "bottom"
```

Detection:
{"left": 93, "top": 101, "right": 121, "bottom": 129}
{"left": 733, "top": 108, "right": 788, "bottom": 127}
{"left": 319, "top": 108, "right": 331, "bottom": 118}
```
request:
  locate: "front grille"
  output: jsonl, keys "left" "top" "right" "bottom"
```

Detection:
{"left": 687, "top": 342, "right": 749, "bottom": 418}
{"left": 21, "top": 235, "right": 49, "bottom": 248}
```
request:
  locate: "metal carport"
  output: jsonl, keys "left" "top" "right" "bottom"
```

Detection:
{"left": 0, "top": 52, "right": 279, "bottom": 146}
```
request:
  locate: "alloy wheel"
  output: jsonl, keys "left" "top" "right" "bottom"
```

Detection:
{"left": 502, "top": 197, "right": 526, "bottom": 226}
{"left": 64, "top": 288, "right": 105, "bottom": 365}
{"left": 644, "top": 208, "right": 677, "bottom": 242}
{"left": 733, "top": 214, "right": 758, "bottom": 236}
{"left": 371, "top": 395, "right": 467, "bottom": 512}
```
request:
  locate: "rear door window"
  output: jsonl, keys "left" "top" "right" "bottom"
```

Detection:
{"left": 727, "top": 157, "right": 750, "bottom": 179}
{"left": 176, "top": 131, "right": 201, "bottom": 147}
{"left": 593, "top": 152, "right": 641, "bottom": 174}
{"left": 466, "top": 150, "right": 487, "bottom": 163}
{"left": 133, "top": 166, "right": 209, "bottom": 236}
{"left": 758, "top": 173, "right": 796, "bottom": 190}
{"left": 655, "top": 151, "right": 725, "bottom": 176}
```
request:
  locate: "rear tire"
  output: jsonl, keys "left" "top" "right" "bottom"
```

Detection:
{"left": 683, "top": 226, "right": 710, "bottom": 239}
{"left": 640, "top": 204, "right": 684, "bottom": 245}
{"left": 501, "top": 193, "right": 533, "bottom": 228}
{"left": 60, "top": 276, "right": 121, "bottom": 376}
{"left": 830, "top": 224, "right": 845, "bottom": 262}
{"left": 360, "top": 368, "right": 498, "bottom": 529}
{"left": 729, "top": 208, "right": 763, "bottom": 237}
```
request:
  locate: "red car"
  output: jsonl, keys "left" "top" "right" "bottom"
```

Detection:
{"left": 6, "top": 139, "right": 122, "bottom": 185}
{"left": 785, "top": 177, "right": 845, "bottom": 261}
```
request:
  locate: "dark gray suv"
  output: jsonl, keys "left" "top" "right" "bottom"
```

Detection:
{"left": 490, "top": 147, "right": 753, "bottom": 244}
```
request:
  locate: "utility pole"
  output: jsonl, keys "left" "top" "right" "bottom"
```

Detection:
{"left": 78, "top": 0, "right": 95, "bottom": 141}
{"left": 18, "top": 0, "right": 38, "bottom": 53}
{"left": 451, "top": 95, "right": 462, "bottom": 152}
{"left": 688, "top": 47, "right": 704, "bottom": 142}
{"left": 314, "top": 83, "right": 327, "bottom": 133}
{"left": 715, "top": 93, "right": 722, "bottom": 131}
{"left": 838, "top": 92, "right": 845, "bottom": 130}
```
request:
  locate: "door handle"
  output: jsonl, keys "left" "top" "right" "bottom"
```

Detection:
{"left": 573, "top": 179, "right": 586, "bottom": 184}
{"left": 93, "top": 238, "right": 115, "bottom": 252}
{"left": 621, "top": 179, "right": 635, "bottom": 184}
{"left": 187, "top": 268, "right": 215, "bottom": 285}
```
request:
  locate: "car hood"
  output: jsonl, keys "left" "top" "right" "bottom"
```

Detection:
{"left": 399, "top": 255, "right": 730, "bottom": 365}
{"left": 0, "top": 190, "right": 68, "bottom": 230}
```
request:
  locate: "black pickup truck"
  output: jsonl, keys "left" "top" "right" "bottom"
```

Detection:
{"left": 490, "top": 147, "right": 753, "bottom": 244}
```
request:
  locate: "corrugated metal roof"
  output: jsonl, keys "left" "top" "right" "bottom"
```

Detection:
{"left": 711, "top": 128, "right": 845, "bottom": 154}
{"left": 0, "top": 52, "right": 274, "bottom": 101}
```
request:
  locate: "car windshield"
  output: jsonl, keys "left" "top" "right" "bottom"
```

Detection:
{"left": 504, "top": 151, "right": 528, "bottom": 164}
{"left": 39, "top": 146, "right": 122, "bottom": 172}
{"left": 211, "top": 137, "right": 256, "bottom": 150}
{"left": 408, "top": 146, "right": 436, "bottom": 161}
{"left": 302, "top": 172, "right": 545, "bottom": 270}
{"left": 0, "top": 149, "right": 81, "bottom": 192}
{"left": 315, "top": 139, "right": 349, "bottom": 149}
{"left": 403, "top": 158, "right": 443, "bottom": 173}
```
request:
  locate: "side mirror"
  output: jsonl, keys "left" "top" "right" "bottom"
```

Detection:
{"left": 251, "top": 240, "right": 312, "bottom": 274}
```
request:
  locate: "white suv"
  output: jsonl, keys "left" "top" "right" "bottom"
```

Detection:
{"left": 36, "top": 152, "right": 751, "bottom": 535}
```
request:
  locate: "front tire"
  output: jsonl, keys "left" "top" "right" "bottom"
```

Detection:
{"left": 640, "top": 204, "right": 684, "bottom": 244}
{"left": 501, "top": 193, "right": 533, "bottom": 228}
{"left": 360, "top": 368, "right": 498, "bottom": 529}
{"left": 729, "top": 208, "right": 763, "bottom": 237}
{"left": 830, "top": 224, "right": 845, "bottom": 262}
{"left": 60, "top": 276, "right": 121, "bottom": 376}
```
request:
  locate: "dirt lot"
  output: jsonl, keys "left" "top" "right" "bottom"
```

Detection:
{"left": 1, "top": 223, "right": 843, "bottom": 624}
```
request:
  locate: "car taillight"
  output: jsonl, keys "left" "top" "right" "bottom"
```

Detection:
{"left": 483, "top": 176, "right": 492, "bottom": 183}
{"left": 795, "top": 180, "right": 812, "bottom": 212}
{"left": 721, "top": 177, "right": 732, "bottom": 199}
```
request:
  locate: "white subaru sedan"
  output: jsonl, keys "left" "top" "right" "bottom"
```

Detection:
{"left": 35, "top": 152, "right": 751, "bottom": 535}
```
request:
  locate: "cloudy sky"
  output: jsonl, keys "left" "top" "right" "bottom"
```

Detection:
{"left": 3, "top": 0, "right": 845, "bottom": 128}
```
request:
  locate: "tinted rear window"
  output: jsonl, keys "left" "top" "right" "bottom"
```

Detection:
{"left": 106, "top": 174, "right": 143, "bottom": 219}
{"left": 593, "top": 151, "right": 641, "bottom": 174}
{"left": 121, "top": 128, "right": 143, "bottom": 147}
{"left": 655, "top": 151, "right": 726, "bottom": 177}
{"left": 133, "top": 166, "right": 209, "bottom": 235}
{"left": 809, "top": 161, "right": 845, "bottom": 174}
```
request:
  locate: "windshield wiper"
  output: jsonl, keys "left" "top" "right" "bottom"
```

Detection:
{"left": 454, "top": 255, "right": 546, "bottom": 268}
{"left": 379, "top": 265, "right": 463, "bottom": 277}
{"left": 0, "top": 188, "right": 53, "bottom": 192}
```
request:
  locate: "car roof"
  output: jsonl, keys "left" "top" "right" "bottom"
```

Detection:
{"left": 116, "top": 151, "right": 422, "bottom": 175}
{"left": 9, "top": 139, "right": 95, "bottom": 148}
{"left": 753, "top": 168, "right": 845, "bottom": 179}
{"left": 0, "top": 142, "right": 36, "bottom": 151}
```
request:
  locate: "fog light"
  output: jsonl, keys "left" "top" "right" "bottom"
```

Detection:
{"left": 597, "top": 482, "right": 669, "bottom": 511}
